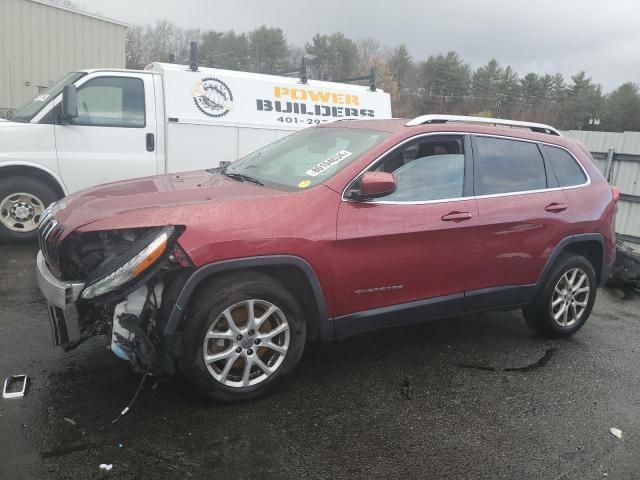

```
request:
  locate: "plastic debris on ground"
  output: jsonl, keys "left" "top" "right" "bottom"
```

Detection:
{"left": 99, "top": 464, "right": 113, "bottom": 471}
{"left": 2, "top": 374, "right": 29, "bottom": 399}
{"left": 610, "top": 427, "right": 623, "bottom": 439}
{"left": 608, "top": 242, "right": 640, "bottom": 289}
{"left": 401, "top": 378, "right": 413, "bottom": 400}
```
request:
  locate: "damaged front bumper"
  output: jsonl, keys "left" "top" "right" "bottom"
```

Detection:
{"left": 36, "top": 221, "right": 194, "bottom": 375}
{"left": 37, "top": 251, "right": 173, "bottom": 370}
{"left": 36, "top": 233, "right": 193, "bottom": 374}
{"left": 36, "top": 251, "right": 85, "bottom": 348}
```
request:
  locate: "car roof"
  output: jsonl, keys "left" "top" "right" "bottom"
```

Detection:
{"left": 322, "top": 118, "right": 577, "bottom": 150}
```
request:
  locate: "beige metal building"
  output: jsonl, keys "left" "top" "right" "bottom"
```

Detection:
{"left": 0, "top": 0, "right": 127, "bottom": 117}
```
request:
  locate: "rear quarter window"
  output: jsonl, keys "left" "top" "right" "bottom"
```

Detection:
{"left": 542, "top": 145, "right": 587, "bottom": 187}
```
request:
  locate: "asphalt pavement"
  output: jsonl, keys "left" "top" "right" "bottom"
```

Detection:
{"left": 1, "top": 242, "right": 639, "bottom": 479}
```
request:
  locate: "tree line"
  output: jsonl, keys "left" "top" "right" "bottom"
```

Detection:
{"left": 126, "top": 21, "right": 640, "bottom": 132}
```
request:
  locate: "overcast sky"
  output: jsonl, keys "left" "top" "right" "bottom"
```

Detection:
{"left": 77, "top": 0, "right": 639, "bottom": 91}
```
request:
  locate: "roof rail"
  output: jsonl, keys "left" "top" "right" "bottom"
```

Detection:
{"left": 405, "top": 114, "right": 562, "bottom": 136}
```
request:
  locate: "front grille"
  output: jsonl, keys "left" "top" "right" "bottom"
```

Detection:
{"left": 38, "top": 207, "right": 64, "bottom": 273}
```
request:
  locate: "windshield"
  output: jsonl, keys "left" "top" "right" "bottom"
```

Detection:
{"left": 223, "top": 127, "right": 389, "bottom": 191}
{"left": 10, "top": 72, "right": 85, "bottom": 123}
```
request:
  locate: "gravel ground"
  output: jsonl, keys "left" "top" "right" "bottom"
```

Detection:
{"left": 1, "top": 243, "right": 639, "bottom": 479}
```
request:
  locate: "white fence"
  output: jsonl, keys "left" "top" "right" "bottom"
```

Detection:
{"left": 564, "top": 130, "right": 640, "bottom": 247}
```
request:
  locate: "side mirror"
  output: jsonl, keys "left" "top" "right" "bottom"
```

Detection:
{"left": 354, "top": 171, "right": 396, "bottom": 200}
{"left": 61, "top": 84, "right": 78, "bottom": 120}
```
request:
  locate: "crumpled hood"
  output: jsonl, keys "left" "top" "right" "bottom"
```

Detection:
{"left": 52, "top": 170, "right": 287, "bottom": 236}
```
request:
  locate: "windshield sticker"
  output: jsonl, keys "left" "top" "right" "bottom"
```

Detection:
{"left": 34, "top": 94, "right": 50, "bottom": 102}
{"left": 297, "top": 179, "right": 312, "bottom": 188}
{"left": 305, "top": 150, "right": 353, "bottom": 177}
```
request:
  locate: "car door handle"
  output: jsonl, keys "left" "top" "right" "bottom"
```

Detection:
{"left": 545, "top": 203, "right": 568, "bottom": 213}
{"left": 146, "top": 133, "right": 155, "bottom": 152}
{"left": 441, "top": 211, "right": 473, "bottom": 222}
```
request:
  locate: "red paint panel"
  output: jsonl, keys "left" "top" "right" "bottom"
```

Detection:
{"left": 468, "top": 190, "right": 573, "bottom": 290}
{"left": 333, "top": 199, "right": 478, "bottom": 317}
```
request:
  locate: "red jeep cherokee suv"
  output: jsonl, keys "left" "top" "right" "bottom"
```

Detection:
{"left": 37, "top": 115, "right": 618, "bottom": 402}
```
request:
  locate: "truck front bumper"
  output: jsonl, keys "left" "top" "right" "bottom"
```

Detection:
{"left": 36, "top": 251, "right": 85, "bottom": 347}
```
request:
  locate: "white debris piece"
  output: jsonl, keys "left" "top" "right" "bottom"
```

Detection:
{"left": 2, "top": 374, "right": 29, "bottom": 399}
{"left": 99, "top": 464, "right": 113, "bottom": 471}
{"left": 610, "top": 427, "right": 623, "bottom": 439}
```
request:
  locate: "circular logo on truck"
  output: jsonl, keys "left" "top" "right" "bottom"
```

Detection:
{"left": 192, "top": 77, "right": 234, "bottom": 118}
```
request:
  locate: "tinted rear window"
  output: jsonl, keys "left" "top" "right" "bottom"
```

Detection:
{"left": 542, "top": 145, "right": 587, "bottom": 187}
{"left": 473, "top": 136, "right": 547, "bottom": 195}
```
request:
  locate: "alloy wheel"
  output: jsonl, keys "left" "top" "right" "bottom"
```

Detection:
{"left": 551, "top": 268, "right": 590, "bottom": 327}
{"left": 202, "top": 299, "right": 290, "bottom": 387}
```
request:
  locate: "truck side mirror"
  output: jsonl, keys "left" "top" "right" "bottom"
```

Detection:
{"left": 61, "top": 84, "right": 78, "bottom": 120}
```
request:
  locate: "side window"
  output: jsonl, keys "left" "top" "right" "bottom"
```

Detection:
{"left": 385, "top": 155, "right": 465, "bottom": 201}
{"left": 72, "top": 77, "right": 145, "bottom": 127}
{"left": 473, "top": 136, "right": 547, "bottom": 195}
{"left": 370, "top": 136, "right": 465, "bottom": 202}
{"left": 542, "top": 145, "right": 587, "bottom": 187}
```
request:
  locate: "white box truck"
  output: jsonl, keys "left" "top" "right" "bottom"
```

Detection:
{"left": 0, "top": 62, "right": 391, "bottom": 241}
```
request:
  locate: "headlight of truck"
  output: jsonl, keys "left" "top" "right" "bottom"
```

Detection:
{"left": 80, "top": 226, "right": 174, "bottom": 300}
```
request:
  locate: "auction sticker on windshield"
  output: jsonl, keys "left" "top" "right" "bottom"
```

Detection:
{"left": 305, "top": 150, "right": 352, "bottom": 177}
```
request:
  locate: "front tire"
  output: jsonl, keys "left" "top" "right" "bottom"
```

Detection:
{"left": 523, "top": 253, "right": 597, "bottom": 338}
{"left": 0, "top": 176, "right": 59, "bottom": 243}
{"left": 179, "top": 272, "right": 306, "bottom": 402}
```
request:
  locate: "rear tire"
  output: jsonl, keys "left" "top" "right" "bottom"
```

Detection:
{"left": 523, "top": 253, "right": 597, "bottom": 338}
{"left": 0, "top": 176, "right": 59, "bottom": 243}
{"left": 179, "top": 272, "right": 306, "bottom": 403}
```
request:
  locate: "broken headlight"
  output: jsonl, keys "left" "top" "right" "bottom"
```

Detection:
{"left": 80, "top": 226, "right": 176, "bottom": 300}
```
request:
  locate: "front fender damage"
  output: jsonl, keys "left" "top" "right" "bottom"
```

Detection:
{"left": 107, "top": 267, "right": 193, "bottom": 375}
{"left": 73, "top": 266, "right": 192, "bottom": 375}
{"left": 54, "top": 225, "right": 194, "bottom": 375}
{"left": 111, "top": 282, "right": 164, "bottom": 372}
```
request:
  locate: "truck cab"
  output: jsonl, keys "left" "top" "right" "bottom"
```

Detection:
{"left": 0, "top": 69, "right": 162, "bottom": 241}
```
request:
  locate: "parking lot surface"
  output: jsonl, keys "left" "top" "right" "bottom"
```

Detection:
{"left": 1, "top": 243, "right": 639, "bottom": 479}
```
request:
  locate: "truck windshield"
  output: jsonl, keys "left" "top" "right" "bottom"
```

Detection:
{"left": 223, "top": 127, "right": 389, "bottom": 191}
{"left": 10, "top": 72, "right": 85, "bottom": 123}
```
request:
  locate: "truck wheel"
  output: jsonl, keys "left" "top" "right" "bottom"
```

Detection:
{"left": 523, "top": 253, "right": 597, "bottom": 338}
{"left": 179, "top": 272, "right": 306, "bottom": 402}
{"left": 0, "top": 176, "right": 59, "bottom": 243}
